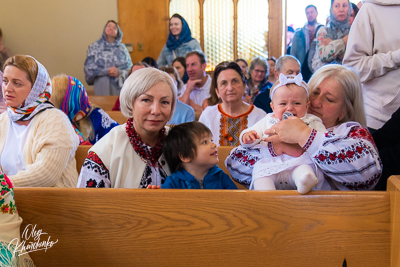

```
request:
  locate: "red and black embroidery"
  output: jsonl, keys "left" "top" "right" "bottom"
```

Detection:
{"left": 267, "top": 142, "right": 278, "bottom": 157}
{"left": 83, "top": 152, "right": 110, "bottom": 188}
{"left": 315, "top": 141, "right": 371, "bottom": 164}
{"left": 125, "top": 118, "right": 165, "bottom": 167}
{"left": 231, "top": 148, "right": 260, "bottom": 167}
{"left": 87, "top": 151, "right": 108, "bottom": 171}
{"left": 323, "top": 125, "right": 374, "bottom": 147}
{"left": 340, "top": 172, "right": 381, "bottom": 190}
{"left": 303, "top": 129, "right": 317, "bottom": 150}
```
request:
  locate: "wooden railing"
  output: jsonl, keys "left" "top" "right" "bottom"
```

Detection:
{"left": 13, "top": 176, "right": 400, "bottom": 266}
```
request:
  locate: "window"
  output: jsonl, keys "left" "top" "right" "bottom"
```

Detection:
{"left": 169, "top": 0, "right": 281, "bottom": 70}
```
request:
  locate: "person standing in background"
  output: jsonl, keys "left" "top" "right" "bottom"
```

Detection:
{"left": 291, "top": 5, "right": 322, "bottom": 81}
{"left": 157, "top": 14, "right": 202, "bottom": 67}
{"left": 0, "top": 28, "right": 12, "bottom": 69}
{"left": 343, "top": 0, "right": 400, "bottom": 132}
{"left": 84, "top": 20, "right": 133, "bottom": 96}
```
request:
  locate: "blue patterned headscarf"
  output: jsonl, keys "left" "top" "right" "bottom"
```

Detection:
{"left": 61, "top": 76, "right": 91, "bottom": 122}
{"left": 166, "top": 14, "right": 194, "bottom": 51}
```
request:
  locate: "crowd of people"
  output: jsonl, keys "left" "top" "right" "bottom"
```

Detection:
{"left": 1, "top": 0, "right": 400, "bottom": 262}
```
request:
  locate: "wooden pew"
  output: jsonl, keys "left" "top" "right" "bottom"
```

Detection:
{"left": 89, "top": 95, "right": 119, "bottom": 111}
{"left": 13, "top": 176, "right": 400, "bottom": 266}
{"left": 75, "top": 145, "right": 91, "bottom": 172}
{"left": 106, "top": 111, "right": 127, "bottom": 125}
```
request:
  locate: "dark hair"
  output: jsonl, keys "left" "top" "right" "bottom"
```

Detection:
{"left": 235, "top": 58, "right": 248, "bottom": 67}
{"left": 213, "top": 61, "right": 246, "bottom": 93}
{"left": 170, "top": 13, "right": 184, "bottom": 25}
{"left": 305, "top": 5, "right": 317, "bottom": 12}
{"left": 185, "top": 50, "right": 206, "bottom": 64}
{"left": 163, "top": 121, "right": 212, "bottom": 172}
{"left": 142, "top": 57, "right": 158, "bottom": 68}
{"left": 173, "top": 57, "right": 186, "bottom": 70}
{"left": 267, "top": 56, "right": 277, "bottom": 63}
{"left": 351, "top": 2, "right": 359, "bottom": 16}
{"left": 0, "top": 28, "right": 2, "bottom": 38}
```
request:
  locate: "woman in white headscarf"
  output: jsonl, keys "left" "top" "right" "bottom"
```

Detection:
{"left": 0, "top": 55, "right": 79, "bottom": 187}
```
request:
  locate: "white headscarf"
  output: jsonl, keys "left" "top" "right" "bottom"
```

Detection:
{"left": 5, "top": 56, "right": 54, "bottom": 122}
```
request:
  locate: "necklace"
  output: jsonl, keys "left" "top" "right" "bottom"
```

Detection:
{"left": 125, "top": 118, "right": 166, "bottom": 167}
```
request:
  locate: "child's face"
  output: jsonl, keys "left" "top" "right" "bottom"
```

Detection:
{"left": 190, "top": 133, "right": 218, "bottom": 169}
{"left": 270, "top": 84, "right": 310, "bottom": 120}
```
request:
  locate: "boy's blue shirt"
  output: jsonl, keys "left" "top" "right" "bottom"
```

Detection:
{"left": 161, "top": 165, "right": 238, "bottom": 189}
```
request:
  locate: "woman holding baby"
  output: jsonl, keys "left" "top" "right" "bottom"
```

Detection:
{"left": 226, "top": 64, "right": 382, "bottom": 191}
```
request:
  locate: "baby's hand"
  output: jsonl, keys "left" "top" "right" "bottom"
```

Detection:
{"left": 242, "top": 130, "right": 259, "bottom": 144}
{"left": 147, "top": 185, "right": 161, "bottom": 189}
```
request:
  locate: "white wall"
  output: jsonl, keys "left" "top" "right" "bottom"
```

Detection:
{"left": 0, "top": 0, "right": 118, "bottom": 90}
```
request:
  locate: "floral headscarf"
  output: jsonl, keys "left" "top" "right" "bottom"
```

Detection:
{"left": 166, "top": 14, "right": 194, "bottom": 51}
{"left": 6, "top": 56, "right": 54, "bottom": 122}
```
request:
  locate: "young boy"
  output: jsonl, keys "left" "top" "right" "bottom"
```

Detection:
{"left": 161, "top": 122, "right": 237, "bottom": 189}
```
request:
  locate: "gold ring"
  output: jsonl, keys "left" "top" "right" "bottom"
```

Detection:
{"left": 273, "top": 129, "right": 276, "bottom": 135}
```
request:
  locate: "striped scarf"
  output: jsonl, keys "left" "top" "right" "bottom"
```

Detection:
{"left": 61, "top": 76, "right": 91, "bottom": 122}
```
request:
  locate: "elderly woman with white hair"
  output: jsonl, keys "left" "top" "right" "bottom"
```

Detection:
{"left": 77, "top": 68, "right": 177, "bottom": 188}
{"left": 227, "top": 64, "right": 382, "bottom": 190}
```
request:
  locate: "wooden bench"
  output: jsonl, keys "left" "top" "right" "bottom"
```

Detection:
{"left": 74, "top": 145, "right": 245, "bottom": 189}
{"left": 13, "top": 176, "right": 400, "bottom": 266}
{"left": 89, "top": 95, "right": 119, "bottom": 111}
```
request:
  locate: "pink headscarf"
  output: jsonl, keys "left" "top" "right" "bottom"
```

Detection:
{"left": 0, "top": 71, "right": 7, "bottom": 114}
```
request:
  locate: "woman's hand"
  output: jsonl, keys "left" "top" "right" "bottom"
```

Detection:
{"left": 342, "top": 35, "right": 349, "bottom": 46}
{"left": 242, "top": 130, "right": 259, "bottom": 144}
{"left": 108, "top": 67, "right": 119, "bottom": 77}
{"left": 264, "top": 117, "right": 312, "bottom": 147}
{"left": 321, "top": 38, "right": 333, "bottom": 46}
{"left": 243, "top": 94, "right": 251, "bottom": 104}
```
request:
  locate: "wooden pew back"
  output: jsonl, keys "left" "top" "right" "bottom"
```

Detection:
{"left": 14, "top": 176, "right": 400, "bottom": 266}
{"left": 89, "top": 95, "right": 119, "bottom": 111}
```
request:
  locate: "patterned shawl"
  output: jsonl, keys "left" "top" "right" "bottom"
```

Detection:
{"left": 6, "top": 56, "right": 54, "bottom": 122}
{"left": 326, "top": 2, "right": 352, "bottom": 40}
{"left": 84, "top": 22, "right": 133, "bottom": 89}
{"left": 166, "top": 15, "right": 194, "bottom": 51}
{"left": 61, "top": 76, "right": 91, "bottom": 123}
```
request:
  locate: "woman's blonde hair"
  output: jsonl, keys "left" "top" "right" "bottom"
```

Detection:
{"left": 308, "top": 64, "right": 366, "bottom": 126}
{"left": 51, "top": 74, "right": 95, "bottom": 140}
{"left": 120, "top": 68, "right": 177, "bottom": 120}
{"left": 3, "top": 55, "right": 38, "bottom": 85}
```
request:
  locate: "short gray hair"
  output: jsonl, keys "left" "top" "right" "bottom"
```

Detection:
{"left": 249, "top": 57, "right": 269, "bottom": 78}
{"left": 120, "top": 68, "right": 177, "bottom": 120}
{"left": 275, "top": 55, "right": 301, "bottom": 72}
{"left": 308, "top": 64, "right": 366, "bottom": 126}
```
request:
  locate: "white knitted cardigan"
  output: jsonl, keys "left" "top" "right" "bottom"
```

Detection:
{"left": 0, "top": 108, "right": 79, "bottom": 187}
